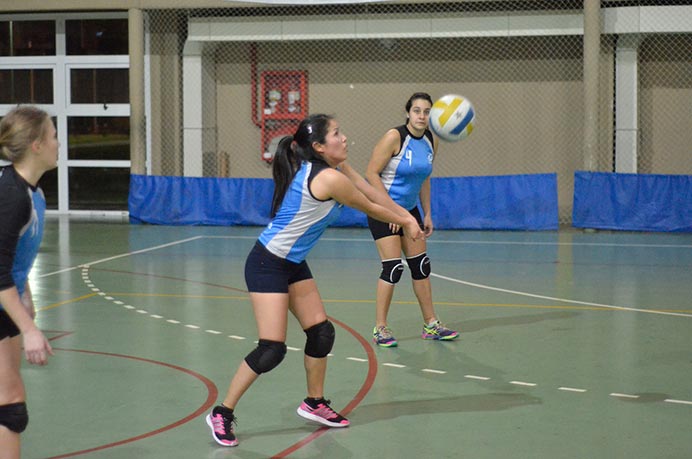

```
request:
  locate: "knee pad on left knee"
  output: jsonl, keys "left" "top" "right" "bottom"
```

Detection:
{"left": 304, "top": 320, "right": 335, "bottom": 358}
{"left": 406, "top": 252, "right": 431, "bottom": 280}
{"left": 0, "top": 402, "right": 28, "bottom": 433}
{"left": 244, "top": 339, "right": 287, "bottom": 374}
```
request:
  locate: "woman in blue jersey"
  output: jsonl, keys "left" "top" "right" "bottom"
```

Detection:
{"left": 366, "top": 92, "right": 459, "bottom": 347}
{"left": 206, "top": 114, "right": 424, "bottom": 447}
{"left": 0, "top": 106, "right": 58, "bottom": 458}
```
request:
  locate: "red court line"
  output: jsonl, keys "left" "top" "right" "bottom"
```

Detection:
{"left": 44, "top": 348, "right": 218, "bottom": 459}
{"left": 44, "top": 330, "right": 74, "bottom": 341}
{"left": 271, "top": 315, "right": 378, "bottom": 459}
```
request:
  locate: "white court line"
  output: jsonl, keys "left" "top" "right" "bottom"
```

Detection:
{"left": 559, "top": 387, "right": 587, "bottom": 393}
{"left": 347, "top": 357, "right": 367, "bottom": 362}
{"left": 40, "top": 234, "right": 692, "bottom": 280}
{"left": 287, "top": 346, "right": 301, "bottom": 351}
{"left": 422, "top": 369, "right": 446, "bottom": 374}
{"left": 664, "top": 399, "right": 692, "bottom": 406}
{"left": 465, "top": 375, "right": 490, "bottom": 381}
{"left": 431, "top": 272, "right": 692, "bottom": 318}
{"left": 610, "top": 393, "right": 639, "bottom": 399}
{"left": 39, "top": 234, "right": 691, "bottom": 319}
{"left": 383, "top": 363, "right": 406, "bottom": 368}
{"left": 37, "top": 236, "right": 206, "bottom": 278}
{"left": 209, "top": 235, "right": 692, "bottom": 249}
{"left": 510, "top": 381, "right": 537, "bottom": 387}
{"left": 207, "top": 235, "right": 692, "bottom": 318}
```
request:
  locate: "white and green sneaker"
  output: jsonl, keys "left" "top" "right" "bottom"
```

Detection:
{"left": 421, "top": 320, "right": 459, "bottom": 341}
{"left": 373, "top": 325, "right": 398, "bottom": 347}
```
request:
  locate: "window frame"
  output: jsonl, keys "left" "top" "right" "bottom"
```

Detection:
{"left": 0, "top": 12, "right": 130, "bottom": 215}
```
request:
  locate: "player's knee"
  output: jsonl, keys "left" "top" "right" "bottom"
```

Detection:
{"left": 304, "top": 320, "right": 335, "bottom": 358}
{"left": 244, "top": 339, "right": 287, "bottom": 374}
{"left": 0, "top": 402, "right": 28, "bottom": 433}
{"left": 379, "top": 258, "right": 404, "bottom": 284}
{"left": 406, "top": 252, "right": 431, "bottom": 280}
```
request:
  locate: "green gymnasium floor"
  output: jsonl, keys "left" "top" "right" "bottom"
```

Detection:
{"left": 21, "top": 217, "right": 692, "bottom": 458}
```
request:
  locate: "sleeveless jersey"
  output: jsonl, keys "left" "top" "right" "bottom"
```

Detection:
{"left": 0, "top": 166, "right": 46, "bottom": 309}
{"left": 379, "top": 125, "right": 434, "bottom": 210}
{"left": 259, "top": 161, "right": 343, "bottom": 263}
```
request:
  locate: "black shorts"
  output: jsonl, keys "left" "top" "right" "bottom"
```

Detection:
{"left": 367, "top": 206, "right": 423, "bottom": 241}
{"left": 0, "top": 309, "right": 20, "bottom": 340}
{"left": 244, "top": 242, "right": 314, "bottom": 293}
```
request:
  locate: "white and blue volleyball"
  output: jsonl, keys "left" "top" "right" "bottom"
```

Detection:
{"left": 429, "top": 94, "right": 475, "bottom": 142}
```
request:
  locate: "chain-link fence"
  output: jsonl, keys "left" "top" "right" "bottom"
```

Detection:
{"left": 143, "top": 1, "right": 692, "bottom": 224}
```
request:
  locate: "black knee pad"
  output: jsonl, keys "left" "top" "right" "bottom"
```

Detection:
{"left": 0, "top": 402, "right": 28, "bottom": 433}
{"left": 406, "top": 252, "right": 431, "bottom": 280}
{"left": 244, "top": 339, "right": 287, "bottom": 374}
{"left": 380, "top": 258, "right": 404, "bottom": 284}
{"left": 304, "top": 320, "right": 335, "bottom": 358}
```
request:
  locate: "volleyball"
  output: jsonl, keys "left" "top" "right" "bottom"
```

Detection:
{"left": 429, "top": 94, "right": 475, "bottom": 142}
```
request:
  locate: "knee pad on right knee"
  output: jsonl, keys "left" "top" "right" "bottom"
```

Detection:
{"left": 0, "top": 402, "right": 28, "bottom": 433}
{"left": 244, "top": 339, "right": 287, "bottom": 374}
{"left": 380, "top": 258, "right": 404, "bottom": 284}
{"left": 406, "top": 252, "right": 431, "bottom": 280}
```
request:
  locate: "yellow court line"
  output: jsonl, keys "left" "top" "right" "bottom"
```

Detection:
{"left": 325, "top": 298, "right": 607, "bottom": 311}
{"left": 108, "top": 292, "right": 249, "bottom": 300}
{"left": 324, "top": 298, "right": 689, "bottom": 314}
{"left": 37, "top": 293, "right": 99, "bottom": 311}
{"left": 68, "top": 292, "right": 691, "bottom": 315}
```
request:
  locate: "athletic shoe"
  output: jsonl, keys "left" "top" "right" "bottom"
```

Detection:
{"left": 296, "top": 398, "right": 350, "bottom": 428}
{"left": 206, "top": 405, "right": 238, "bottom": 447}
{"left": 422, "top": 320, "right": 459, "bottom": 341}
{"left": 373, "top": 325, "right": 398, "bottom": 347}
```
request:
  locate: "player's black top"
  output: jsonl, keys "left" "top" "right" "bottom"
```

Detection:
{"left": 0, "top": 166, "right": 46, "bottom": 302}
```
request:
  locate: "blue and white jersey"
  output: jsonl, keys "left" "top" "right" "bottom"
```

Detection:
{"left": 0, "top": 166, "right": 46, "bottom": 308}
{"left": 259, "top": 161, "right": 343, "bottom": 263}
{"left": 379, "top": 125, "right": 434, "bottom": 210}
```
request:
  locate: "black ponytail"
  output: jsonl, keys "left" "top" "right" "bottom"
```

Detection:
{"left": 270, "top": 114, "right": 333, "bottom": 216}
{"left": 271, "top": 135, "right": 299, "bottom": 216}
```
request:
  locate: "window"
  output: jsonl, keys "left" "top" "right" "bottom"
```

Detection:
{"left": 68, "top": 167, "right": 130, "bottom": 210}
{"left": 0, "top": 21, "right": 56, "bottom": 56}
{"left": 66, "top": 19, "right": 128, "bottom": 55}
{"left": 1, "top": 14, "right": 130, "bottom": 213}
{"left": 68, "top": 117, "right": 130, "bottom": 161}
{"left": 70, "top": 68, "right": 129, "bottom": 104}
{"left": 0, "top": 69, "right": 53, "bottom": 104}
{"left": 38, "top": 168, "right": 58, "bottom": 210}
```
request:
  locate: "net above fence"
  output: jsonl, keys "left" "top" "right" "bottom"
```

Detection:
{"left": 142, "top": 1, "right": 692, "bottom": 225}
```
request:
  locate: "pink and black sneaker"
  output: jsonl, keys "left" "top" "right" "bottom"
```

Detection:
{"left": 296, "top": 397, "right": 350, "bottom": 428}
{"left": 206, "top": 405, "right": 238, "bottom": 447}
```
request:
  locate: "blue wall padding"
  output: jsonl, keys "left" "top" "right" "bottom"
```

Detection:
{"left": 129, "top": 175, "right": 273, "bottom": 226}
{"left": 573, "top": 171, "right": 692, "bottom": 232}
{"left": 129, "top": 173, "right": 558, "bottom": 230}
{"left": 431, "top": 174, "right": 558, "bottom": 230}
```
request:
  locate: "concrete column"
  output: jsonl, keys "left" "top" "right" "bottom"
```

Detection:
{"left": 129, "top": 8, "right": 146, "bottom": 175}
{"left": 582, "top": 0, "right": 601, "bottom": 171}
{"left": 182, "top": 41, "right": 217, "bottom": 177}
{"left": 614, "top": 35, "right": 639, "bottom": 173}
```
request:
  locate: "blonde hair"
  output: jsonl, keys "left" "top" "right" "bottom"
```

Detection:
{"left": 0, "top": 106, "right": 49, "bottom": 163}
